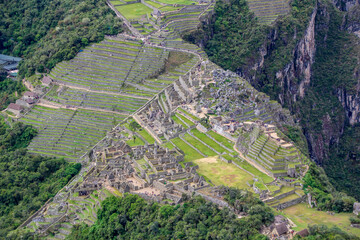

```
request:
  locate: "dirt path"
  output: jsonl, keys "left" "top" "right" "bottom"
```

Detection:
{"left": 38, "top": 99, "right": 127, "bottom": 116}
{"left": 56, "top": 83, "right": 151, "bottom": 100}
{"left": 195, "top": 156, "right": 218, "bottom": 164}
{"left": 232, "top": 145, "right": 272, "bottom": 177}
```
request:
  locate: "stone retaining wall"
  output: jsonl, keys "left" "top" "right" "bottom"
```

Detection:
{"left": 273, "top": 195, "right": 306, "bottom": 210}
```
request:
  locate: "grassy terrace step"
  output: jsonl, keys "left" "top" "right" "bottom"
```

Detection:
{"left": 45, "top": 88, "right": 147, "bottom": 113}
{"left": 171, "top": 114, "right": 188, "bottom": 128}
{"left": 247, "top": 0, "right": 290, "bottom": 24}
{"left": 190, "top": 129, "right": 227, "bottom": 153}
{"left": 49, "top": 37, "right": 171, "bottom": 93}
{"left": 207, "top": 130, "right": 235, "bottom": 149}
{"left": 21, "top": 106, "right": 124, "bottom": 159}
{"left": 178, "top": 107, "right": 200, "bottom": 121}
{"left": 176, "top": 113, "right": 195, "bottom": 126}
{"left": 183, "top": 133, "right": 217, "bottom": 156}
{"left": 171, "top": 137, "right": 203, "bottom": 162}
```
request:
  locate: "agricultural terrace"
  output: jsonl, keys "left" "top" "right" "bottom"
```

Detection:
{"left": 115, "top": 3, "right": 152, "bottom": 20}
{"left": 49, "top": 37, "right": 169, "bottom": 94}
{"left": 21, "top": 105, "right": 125, "bottom": 160}
{"left": 246, "top": 0, "right": 290, "bottom": 24}
{"left": 46, "top": 86, "right": 148, "bottom": 114}
{"left": 156, "top": 0, "right": 196, "bottom": 5}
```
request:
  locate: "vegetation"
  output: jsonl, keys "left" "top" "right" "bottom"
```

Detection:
{"left": 0, "top": 78, "right": 25, "bottom": 111}
{"left": 0, "top": 119, "right": 81, "bottom": 237}
{"left": 303, "top": 163, "right": 355, "bottom": 213}
{"left": 185, "top": 0, "right": 267, "bottom": 71}
{"left": 0, "top": 0, "right": 123, "bottom": 78}
{"left": 68, "top": 189, "right": 273, "bottom": 239}
{"left": 194, "top": 157, "right": 253, "bottom": 189}
{"left": 294, "top": 224, "right": 360, "bottom": 240}
{"left": 283, "top": 203, "right": 360, "bottom": 236}
{"left": 115, "top": 3, "right": 153, "bottom": 20}
{"left": 191, "top": 0, "right": 360, "bottom": 201}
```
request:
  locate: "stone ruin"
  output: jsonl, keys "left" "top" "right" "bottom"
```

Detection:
{"left": 73, "top": 138, "right": 210, "bottom": 205}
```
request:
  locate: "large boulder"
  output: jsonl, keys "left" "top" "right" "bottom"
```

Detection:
{"left": 354, "top": 202, "right": 360, "bottom": 215}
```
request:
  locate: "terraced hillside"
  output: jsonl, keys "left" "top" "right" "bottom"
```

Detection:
{"left": 50, "top": 37, "right": 168, "bottom": 93}
{"left": 247, "top": 0, "right": 290, "bottom": 24}
{"left": 21, "top": 106, "right": 125, "bottom": 160}
{"left": 19, "top": 33, "right": 200, "bottom": 160}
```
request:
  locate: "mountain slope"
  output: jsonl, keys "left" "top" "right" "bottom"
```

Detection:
{"left": 189, "top": 0, "right": 360, "bottom": 200}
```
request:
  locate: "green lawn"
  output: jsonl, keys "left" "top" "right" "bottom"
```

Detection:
{"left": 171, "top": 138, "right": 203, "bottom": 162}
{"left": 110, "top": 1, "right": 124, "bottom": 5}
{"left": 156, "top": 0, "right": 196, "bottom": 5}
{"left": 137, "top": 129, "right": 155, "bottom": 144}
{"left": 126, "top": 135, "right": 145, "bottom": 147}
{"left": 178, "top": 107, "right": 200, "bottom": 121}
{"left": 194, "top": 157, "right": 253, "bottom": 190}
{"left": 176, "top": 113, "right": 195, "bottom": 126}
{"left": 207, "top": 130, "right": 235, "bottom": 149}
{"left": 145, "top": 0, "right": 163, "bottom": 8}
{"left": 281, "top": 203, "right": 360, "bottom": 237}
{"left": 115, "top": 3, "right": 153, "bottom": 20}
{"left": 183, "top": 134, "right": 216, "bottom": 156}
{"left": 171, "top": 114, "right": 187, "bottom": 128}
{"left": 191, "top": 129, "right": 227, "bottom": 153}
{"left": 162, "top": 141, "right": 175, "bottom": 150}
{"left": 232, "top": 158, "right": 274, "bottom": 183}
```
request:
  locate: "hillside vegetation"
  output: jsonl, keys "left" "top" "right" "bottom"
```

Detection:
{"left": 68, "top": 188, "right": 274, "bottom": 240}
{"left": 0, "top": 0, "right": 123, "bottom": 78}
{"left": 0, "top": 119, "right": 81, "bottom": 238}
{"left": 190, "top": 0, "right": 360, "bottom": 200}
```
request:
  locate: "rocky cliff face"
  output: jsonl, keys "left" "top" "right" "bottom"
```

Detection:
{"left": 243, "top": 0, "right": 360, "bottom": 165}
{"left": 191, "top": 0, "right": 360, "bottom": 198}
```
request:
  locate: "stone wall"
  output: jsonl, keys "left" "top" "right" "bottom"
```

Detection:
{"left": 273, "top": 195, "right": 306, "bottom": 210}
{"left": 194, "top": 191, "right": 233, "bottom": 210}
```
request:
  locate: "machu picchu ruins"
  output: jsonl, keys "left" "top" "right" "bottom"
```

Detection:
{"left": 6, "top": 0, "right": 359, "bottom": 239}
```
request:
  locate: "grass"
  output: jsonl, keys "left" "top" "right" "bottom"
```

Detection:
{"left": 145, "top": 0, "right": 163, "bottom": 8}
{"left": 110, "top": 1, "right": 124, "bottom": 5}
{"left": 183, "top": 134, "right": 216, "bottom": 156}
{"left": 191, "top": 129, "right": 227, "bottom": 153}
{"left": 178, "top": 107, "right": 200, "bottom": 121}
{"left": 126, "top": 135, "right": 145, "bottom": 147}
{"left": 176, "top": 113, "right": 195, "bottom": 126}
{"left": 156, "top": 0, "right": 196, "bottom": 5}
{"left": 232, "top": 158, "right": 274, "bottom": 183}
{"left": 194, "top": 157, "right": 253, "bottom": 190}
{"left": 207, "top": 130, "right": 235, "bottom": 149}
{"left": 171, "top": 138, "right": 203, "bottom": 162}
{"left": 115, "top": 3, "right": 153, "bottom": 20}
{"left": 280, "top": 203, "right": 360, "bottom": 237}
{"left": 137, "top": 129, "right": 156, "bottom": 144}
{"left": 164, "top": 51, "right": 194, "bottom": 73}
{"left": 171, "top": 114, "right": 187, "bottom": 128}
{"left": 162, "top": 141, "right": 175, "bottom": 150}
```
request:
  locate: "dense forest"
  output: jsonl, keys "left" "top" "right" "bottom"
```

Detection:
{"left": 0, "top": 119, "right": 81, "bottom": 238}
{"left": 0, "top": 72, "right": 25, "bottom": 110}
{"left": 67, "top": 189, "right": 359, "bottom": 240}
{"left": 68, "top": 187, "right": 274, "bottom": 239}
{"left": 189, "top": 0, "right": 360, "bottom": 200}
{"left": 0, "top": 0, "right": 123, "bottom": 78}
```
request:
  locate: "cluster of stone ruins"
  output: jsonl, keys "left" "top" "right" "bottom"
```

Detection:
{"left": 77, "top": 139, "right": 210, "bottom": 205}
{"left": 67, "top": 59, "right": 306, "bottom": 206}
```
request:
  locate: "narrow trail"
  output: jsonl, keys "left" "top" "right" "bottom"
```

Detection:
{"left": 55, "top": 83, "right": 151, "bottom": 100}
{"left": 38, "top": 99, "right": 128, "bottom": 116}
